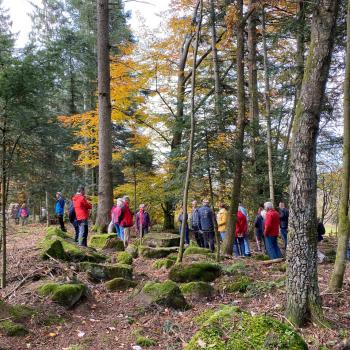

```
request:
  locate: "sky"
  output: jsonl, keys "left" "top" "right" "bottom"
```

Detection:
{"left": 2, "top": 0, "right": 170, "bottom": 48}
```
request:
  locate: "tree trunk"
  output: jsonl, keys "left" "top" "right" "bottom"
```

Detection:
{"left": 262, "top": 6, "right": 275, "bottom": 204}
{"left": 223, "top": 0, "right": 246, "bottom": 256}
{"left": 1, "top": 129, "right": 6, "bottom": 288}
{"left": 329, "top": 0, "right": 350, "bottom": 292}
{"left": 286, "top": 0, "right": 339, "bottom": 327}
{"left": 95, "top": 0, "right": 113, "bottom": 232}
{"left": 177, "top": 0, "right": 202, "bottom": 263}
{"left": 45, "top": 191, "right": 49, "bottom": 227}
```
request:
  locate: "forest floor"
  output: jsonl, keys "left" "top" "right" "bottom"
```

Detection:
{"left": 0, "top": 223, "right": 349, "bottom": 350}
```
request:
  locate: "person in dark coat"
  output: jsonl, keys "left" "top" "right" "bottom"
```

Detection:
{"left": 190, "top": 200, "right": 203, "bottom": 247}
{"left": 278, "top": 202, "right": 289, "bottom": 248}
{"left": 178, "top": 206, "right": 189, "bottom": 245}
{"left": 254, "top": 206, "right": 265, "bottom": 252}
{"left": 135, "top": 204, "right": 151, "bottom": 237}
{"left": 197, "top": 199, "right": 215, "bottom": 253}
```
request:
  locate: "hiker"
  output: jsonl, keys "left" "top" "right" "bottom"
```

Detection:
{"left": 234, "top": 209, "right": 247, "bottom": 256}
{"left": 17, "top": 203, "right": 30, "bottom": 226}
{"left": 317, "top": 218, "right": 326, "bottom": 263}
{"left": 72, "top": 186, "right": 92, "bottom": 247}
{"left": 111, "top": 198, "right": 124, "bottom": 241}
{"left": 68, "top": 198, "right": 79, "bottom": 242}
{"left": 178, "top": 206, "right": 189, "bottom": 245}
{"left": 264, "top": 202, "right": 282, "bottom": 259}
{"left": 217, "top": 203, "right": 228, "bottom": 241}
{"left": 198, "top": 199, "right": 215, "bottom": 253}
{"left": 278, "top": 202, "right": 289, "bottom": 248}
{"left": 239, "top": 203, "right": 251, "bottom": 257}
{"left": 135, "top": 204, "right": 151, "bottom": 238}
{"left": 119, "top": 196, "right": 133, "bottom": 247}
{"left": 254, "top": 206, "right": 265, "bottom": 252}
{"left": 190, "top": 200, "right": 203, "bottom": 247}
{"left": 55, "top": 192, "right": 66, "bottom": 232}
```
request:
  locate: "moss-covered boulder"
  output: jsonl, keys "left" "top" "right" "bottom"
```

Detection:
{"left": 183, "top": 246, "right": 211, "bottom": 256}
{"left": 116, "top": 251, "right": 133, "bottom": 265}
{"left": 37, "top": 282, "right": 86, "bottom": 308}
{"left": 185, "top": 306, "right": 308, "bottom": 350}
{"left": 153, "top": 258, "right": 176, "bottom": 270}
{"left": 80, "top": 262, "right": 133, "bottom": 281}
{"left": 139, "top": 245, "right": 178, "bottom": 259}
{"left": 89, "top": 233, "right": 125, "bottom": 251}
{"left": 46, "top": 227, "right": 69, "bottom": 239}
{"left": 41, "top": 238, "right": 66, "bottom": 260}
{"left": 143, "top": 232, "right": 180, "bottom": 248}
{"left": 180, "top": 282, "right": 214, "bottom": 299}
{"left": 126, "top": 244, "right": 138, "bottom": 258}
{"left": 137, "top": 280, "right": 189, "bottom": 310}
{"left": 169, "top": 262, "right": 222, "bottom": 283}
{"left": 0, "top": 320, "right": 28, "bottom": 336}
{"left": 105, "top": 277, "right": 137, "bottom": 292}
{"left": 226, "top": 276, "right": 253, "bottom": 293}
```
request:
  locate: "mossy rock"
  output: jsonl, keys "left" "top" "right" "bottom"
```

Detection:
{"left": 143, "top": 232, "right": 180, "bottom": 248}
{"left": 105, "top": 277, "right": 137, "bottom": 292}
{"left": 183, "top": 246, "right": 211, "bottom": 256}
{"left": 167, "top": 253, "right": 178, "bottom": 261}
{"left": 0, "top": 320, "right": 28, "bottom": 337}
{"left": 80, "top": 262, "right": 133, "bottom": 281}
{"left": 46, "top": 227, "right": 70, "bottom": 239}
{"left": 185, "top": 306, "right": 308, "bottom": 350}
{"left": 153, "top": 258, "right": 175, "bottom": 270}
{"left": 138, "top": 280, "right": 189, "bottom": 310}
{"left": 38, "top": 282, "right": 87, "bottom": 308}
{"left": 125, "top": 244, "right": 138, "bottom": 258}
{"left": 169, "top": 262, "right": 222, "bottom": 283}
{"left": 226, "top": 276, "right": 253, "bottom": 293}
{"left": 138, "top": 245, "right": 178, "bottom": 259}
{"left": 89, "top": 233, "right": 125, "bottom": 251}
{"left": 116, "top": 251, "right": 133, "bottom": 265}
{"left": 180, "top": 282, "right": 214, "bottom": 298}
{"left": 40, "top": 238, "right": 66, "bottom": 260}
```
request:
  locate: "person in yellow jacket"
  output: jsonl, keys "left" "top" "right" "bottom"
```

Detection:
{"left": 217, "top": 203, "right": 228, "bottom": 240}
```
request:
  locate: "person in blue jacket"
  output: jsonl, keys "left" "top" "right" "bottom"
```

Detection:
{"left": 55, "top": 192, "right": 66, "bottom": 232}
{"left": 198, "top": 199, "right": 215, "bottom": 253}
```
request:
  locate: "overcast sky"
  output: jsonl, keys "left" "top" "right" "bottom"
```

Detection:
{"left": 2, "top": 0, "right": 170, "bottom": 48}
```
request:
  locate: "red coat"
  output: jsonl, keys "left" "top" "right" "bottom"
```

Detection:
{"left": 73, "top": 193, "right": 92, "bottom": 221}
{"left": 120, "top": 202, "right": 133, "bottom": 228}
{"left": 235, "top": 211, "right": 247, "bottom": 237}
{"left": 264, "top": 209, "right": 280, "bottom": 237}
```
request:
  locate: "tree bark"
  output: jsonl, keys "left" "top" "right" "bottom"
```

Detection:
{"left": 1, "top": 126, "right": 6, "bottom": 288}
{"left": 286, "top": 0, "right": 339, "bottom": 327}
{"left": 222, "top": 0, "right": 246, "bottom": 256}
{"left": 262, "top": 6, "right": 275, "bottom": 204}
{"left": 329, "top": 0, "right": 350, "bottom": 292}
{"left": 95, "top": 0, "right": 113, "bottom": 232}
{"left": 177, "top": 0, "right": 202, "bottom": 263}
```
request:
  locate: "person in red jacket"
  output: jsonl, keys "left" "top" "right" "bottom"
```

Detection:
{"left": 264, "top": 202, "right": 282, "bottom": 259}
{"left": 234, "top": 210, "right": 247, "bottom": 256}
{"left": 73, "top": 186, "right": 92, "bottom": 247}
{"left": 119, "top": 196, "right": 133, "bottom": 247}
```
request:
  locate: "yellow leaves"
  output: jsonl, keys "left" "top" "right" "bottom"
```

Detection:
{"left": 225, "top": 3, "right": 239, "bottom": 33}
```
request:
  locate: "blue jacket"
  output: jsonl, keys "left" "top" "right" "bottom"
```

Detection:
{"left": 55, "top": 197, "right": 65, "bottom": 215}
{"left": 198, "top": 205, "right": 214, "bottom": 232}
{"left": 254, "top": 214, "right": 264, "bottom": 237}
{"left": 190, "top": 208, "right": 200, "bottom": 230}
{"left": 279, "top": 208, "right": 289, "bottom": 229}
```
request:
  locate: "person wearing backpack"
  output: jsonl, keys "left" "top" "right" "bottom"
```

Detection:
{"left": 119, "top": 196, "right": 133, "bottom": 247}
{"left": 111, "top": 198, "right": 124, "bottom": 240}
{"left": 68, "top": 198, "right": 79, "bottom": 242}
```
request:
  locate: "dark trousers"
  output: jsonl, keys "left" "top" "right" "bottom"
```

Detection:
{"left": 234, "top": 237, "right": 245, "bottom": 256}
{"left": 72, "top": 220, "right": 79, "bottom": 242}
{"left": 202, "top": 231, "right": 215, "bottom": 252}
{"left": 57, "top": 214, "right": 66, "bottom": 232}
{"left": 179, "top": 226, "right": 190, "bottom": 245}
{"left": 265, "top": 236, "right": 282, "bottom": 259}
{"left": 193, "top": 230, "right": 204, "bottom": 247}
{"left": 78, "top": 219, "right": 88, "bottom": 247}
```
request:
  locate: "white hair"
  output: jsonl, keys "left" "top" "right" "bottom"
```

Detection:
{"left": 116, "top": 198, "right": 123, "bottom": 206}
{"left": 264, "top": 201, "right": 274, "bottom": 210}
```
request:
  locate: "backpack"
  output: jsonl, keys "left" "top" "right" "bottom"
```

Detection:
{"left": 68, "top": 201, "right": 76, "bottom": 223}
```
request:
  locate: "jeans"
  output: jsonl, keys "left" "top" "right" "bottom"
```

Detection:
{"left": 73, "top": 220, "right": 79, "bottom": 242}
{"left": 243, "top": 237, "right": 251, "bottom": 256}
{"left": 220, "top": 232, "right": 225, "bottom": 240}
{"left": 234, "top": 237, "right": 245, "bottom": 256}
{"left": 78, "top": 219, "right": 88, "bottom": 247}
{"left": 280, "top": 227, "right": 288, "bottom": 248}
{"left": 202, "top": 231, "right": 215, "bottom": 252}
{"left": 115, "top": 224, "right": 124, "bottom": 241}
{"left": 193, "top": 230, "right": 204, "bottom": 247}
{"left": 265, "top": 236, "right": 282, "bottom": 259}
{"left": 57, "top": 214, "right": 66, "bottom": 232}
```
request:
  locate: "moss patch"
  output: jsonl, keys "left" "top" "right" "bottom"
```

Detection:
{"left": 125, "top": 244, "right": 138, "bottom": 258}
{"left": 9, "top": 304, "right": 37, "bottom": 322}
{"left": 226, "top": 276, "right": 253, "bottom": 293}
{"left": 180, "top": 282, "right": 214, "bottom": 298}
{"left": 139, "top": 245, "right": 178, "bottom": 259}
{"left": 0, "top": 320, "right": 28, "bottom": 336}
{"left": 185, "top": 306, "right": 308, "bottom": 350}
{"left": 105, "top": 277, "right": 137, "bottom": 292}
{"left": 135, "top": 335, "right": 157, "bottom": 347}
{"left": 153, "top": 258, "right": 175, "bottom": 270}
{"left": 143, "top": 232, "right": 180, "bottom": 247}
{"left": 46, "top": 227, "right": 70, "bottom": 239}
{"left": 89, "top": 234, "right": 124, "bottom": 251}
{"left": 38, "top": 282, "right": 86, "bottom": 308}
{"left": 116, "top": 251, "right": 133, "bottom": 265}
{"left": 255, "top": 254, "right": 270, "bottom": 261}
{"left": 183, "top": 246, "right": 211, "bottom": 256}
{"left": 169, "top": 262, "right": 222, "bottom": 283}
{"left": 80, "top": 262, "right": 133, "bottom": 281}
{"left": 223, "top": 262, "right": 247, "bottom": 275}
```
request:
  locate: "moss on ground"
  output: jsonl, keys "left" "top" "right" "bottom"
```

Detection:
{"left": 169, "top": 262, "right": 222, "bottom": 283}
{"left": 223, "top": 262, "right": 247, "bottom": 275}
{"left": 46, "top": 227, "right": 70, "bottom": 239}
{"left": 226, "top": 276, "right": 253, "bottom": 293}
{"left": 116, "top": 251, "right": 133, "bottom": 265}
{"left": 80, "top": 262, "right": 133, "bottom": 281}
{"left": 0, "top": 320, "right": 28, "bottom": 336}
{"left": 183, "top": 246, "right": 211, "bottom": 256}
{"left": 125, "top": 244, "right": 138, "bottom": 258}
{"left": 89, "top": 234, "right": 125, "bottom": 251}
{"left": 245, "top": 277, "right": 286, "bottom": 297}
{"left": 255, "top": 254, "right": 270, "bottom": 261}
{"left": 185, "top": 306, "right": 308, "bottom": 350}
{"left": 135, "top": 335, "right": 157, "bottom": 347}
{"left": 153, "top": 258, "right": 175, "bottom": 270}
{"left": 180, "top": 281, "right": 214, "bottom": 298}
{"left": 105, "top": 277, "right": 137, "bottom": 292}
{"left": 139, "top": 245, "right": 178, "bottom": 259}
{"left": 9, "top": 304, "right": 37, "bottom": 322}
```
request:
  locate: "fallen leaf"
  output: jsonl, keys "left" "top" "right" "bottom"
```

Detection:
{"left": 77, "top": 330, "right": 85, "bottom": 338}
{"left": 49, "top": 332, "right": 57, "bottom": 337}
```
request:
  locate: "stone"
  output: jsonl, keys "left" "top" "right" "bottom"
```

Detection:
{"left": 183, "top": 246, "right": 211, "bottom": 256}
{"left": 138, "top": 246, "right": 178, "bottom": 259}
{"left": 116, "top": 251, "right": 133, "bottom": 265}
{"left": 143, "top": 232, "right": 180, "bottom": 248}
{"left": 126, "top": 244, "right": 139, "bottom": 258}
{"left": 153, "top": 258, "right": 175, "bottom": 270}
{"left": 105, "top": 278, "right": 137, "bottom": 292}
{"left": 184, "top": 306, "right": 308, "bottom": 350}
{"left": 169, "top": 262, "right": 222, "bottom": 283}
{"left": 89, "top": 233, "right": 125, "bottom": 251}
{"left": 80, "top": 262, "right": 133, "bottom": 281}
{"left": 180, "top": 281, "right": 214, "bottom": 299}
